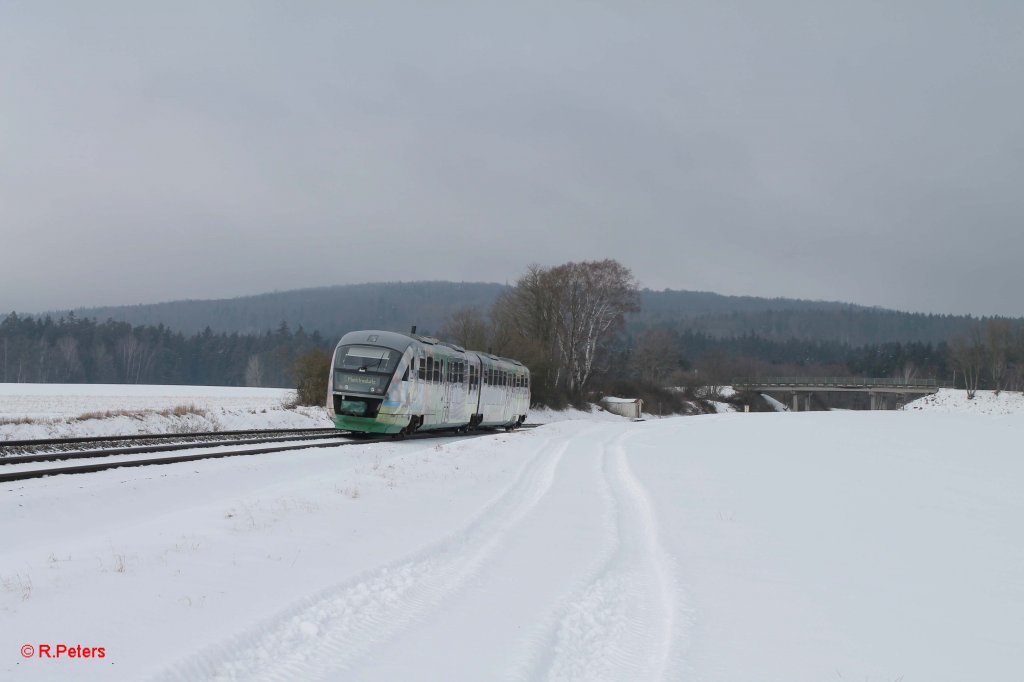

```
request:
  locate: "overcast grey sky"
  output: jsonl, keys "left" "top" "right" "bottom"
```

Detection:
{"left": 1, "top": 1, "right": 1021, "bottom": 316}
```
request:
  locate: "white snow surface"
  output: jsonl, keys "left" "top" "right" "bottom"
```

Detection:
{"left": 906, "top": 387, "right": 1024, "bottom": 415}
{"left": 760, "top": 392, "right": 789, "bottom": 412}
{"left": 0, "top": 383, "right": 330, "bottom": 440}
{"left": 2, "top": 388, "right": 1023, "bottom": 680}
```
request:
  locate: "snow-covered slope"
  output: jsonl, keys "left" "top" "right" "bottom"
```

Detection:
{"left": 906, "top": 387, "right": 1024, "bottom": 415}
{"left": 3, "top": 404, "right": 1022, "bottom": 681}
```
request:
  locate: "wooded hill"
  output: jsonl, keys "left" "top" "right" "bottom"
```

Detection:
{"left": 2, "top": 282, "right": 1018, "bottom": 391}
{"left": 37, "top": 282, "right": 1006, "bottom": 346}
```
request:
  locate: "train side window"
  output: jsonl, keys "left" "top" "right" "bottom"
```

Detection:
{"left": 434, "top": 359, "right": 442, "bottom": 383}
{"left": 418, "top": 356, "right": 426, "bottom": 381}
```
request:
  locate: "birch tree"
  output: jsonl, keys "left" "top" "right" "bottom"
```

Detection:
{"left": 950, "top": 330, "right": 985, "bottom": 399}
{"left": 985, "top": 319, "right": 1011, "bottom": 393}
{"left": 495, "top": 260, "right": 639, "bottom": 403}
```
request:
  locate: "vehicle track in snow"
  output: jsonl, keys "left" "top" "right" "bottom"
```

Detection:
{"left": 153, "top": 431, "right": 571, "bottom": 682}
{"left": 526, "top": 431, "right": 682, "bottom": 682}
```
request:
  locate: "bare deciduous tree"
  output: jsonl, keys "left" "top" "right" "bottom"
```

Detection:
{"left": 493, "top": 260, "right": 640, "bottom": 404}
{"left": 439, "top": 306, "right": 491, "bottom": 351}
{"left": 244, "top": 354, "right": 264, "bottom": 387}
{"left": 630, "top": 327, "right": 681, "bottom": 383}
{"left": 56, "top": 336, "right": 82, "bottom": 382}
{"left": 950, "top": 330, "right": 985, "bottom": 399}
{"left": 986, "top": 319, "right": 1012, "bottom": 393}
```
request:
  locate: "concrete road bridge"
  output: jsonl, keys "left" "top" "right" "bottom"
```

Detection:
{"left": 731, "top": 377, "right": 953, "bottom": 411}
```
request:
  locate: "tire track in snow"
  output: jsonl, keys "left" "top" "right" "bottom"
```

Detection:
{"left": 153, "top": 431, "right": 575, "bottom": 682}
{"left": 526, "top": 431, "right": 680, "bottom": 682}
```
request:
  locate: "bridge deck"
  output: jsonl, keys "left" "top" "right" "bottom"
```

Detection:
{"left": 732, "top": 377, "right": 952, "bottom": 394}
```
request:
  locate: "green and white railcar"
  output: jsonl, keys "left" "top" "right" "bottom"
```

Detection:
{"left": 327, "top": 329, "right": 530, "bottom": 435}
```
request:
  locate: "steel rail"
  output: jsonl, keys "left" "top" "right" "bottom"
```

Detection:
{"left": 1, "top": 432, "right": 352, "bottom": 466}
{"left": 1, "top": 425, "right": 540, "bottom": 484}
{"left": 0, "top": 427, "right": 339, "bottom": 449}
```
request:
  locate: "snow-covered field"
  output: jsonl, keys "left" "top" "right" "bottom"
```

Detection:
{"left": 2, "top": 385, "right": 1024, "bottom": 680}
{"left": 0, "top": 384, "right": 329, "bottom": 440}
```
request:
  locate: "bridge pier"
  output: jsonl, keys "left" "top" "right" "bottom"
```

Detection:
{"left": 792, "top": 392, "right": 799, "bottom": 412}
{"left": 804, "top": 393, "right": 812, "bottom": 412}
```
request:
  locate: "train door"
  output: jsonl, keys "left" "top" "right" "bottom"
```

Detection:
{"left": 468, "top": 355, "right": 482, "bottom": 422}
{"left": 503, "top": 368, "right": 516, "bottom": 417}
{"left": 441, "top": 356, "right": 452, "bottom": 424}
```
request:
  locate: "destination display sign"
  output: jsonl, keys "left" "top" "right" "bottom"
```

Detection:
{"left": 335, "top": 370, "right": 390, "bottom": 394}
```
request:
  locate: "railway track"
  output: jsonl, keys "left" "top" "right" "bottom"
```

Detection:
{"left": 0, "top": 426, "right": 340, "bottom": 454}
{"left": 0, "top": 425, "right": 538, "bottom": 484}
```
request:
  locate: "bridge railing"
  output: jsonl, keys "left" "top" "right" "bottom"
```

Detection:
{"left": 731, "top": 377, "right": 954, "bottom": 390}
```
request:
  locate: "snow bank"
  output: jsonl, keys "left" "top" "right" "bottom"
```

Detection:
{"left": 906, "top": 388, "right": 1024, "bottom": 415}
{"left": 528, "top": 404, "right": 626, "bottom": 423}
{"left": 761, "top": 393, "right": 789, "bottom": 411}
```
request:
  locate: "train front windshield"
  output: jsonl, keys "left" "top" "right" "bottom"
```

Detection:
{"left": 335, "top": 345, "right": 400, "bottom": 373}
{"left": 333, "top": 345, "right": 401, "bottom": 397}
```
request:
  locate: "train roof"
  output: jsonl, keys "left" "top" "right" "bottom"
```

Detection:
{"left": 336, "top": 329, "right": 417, "bottom": 353}
{"left": 336, "top": 330, "right": 525, "bottom": 370}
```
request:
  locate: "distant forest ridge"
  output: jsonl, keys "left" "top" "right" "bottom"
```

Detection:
{"left": 12, "top": 280, "right": 1019, "bottom": 347}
